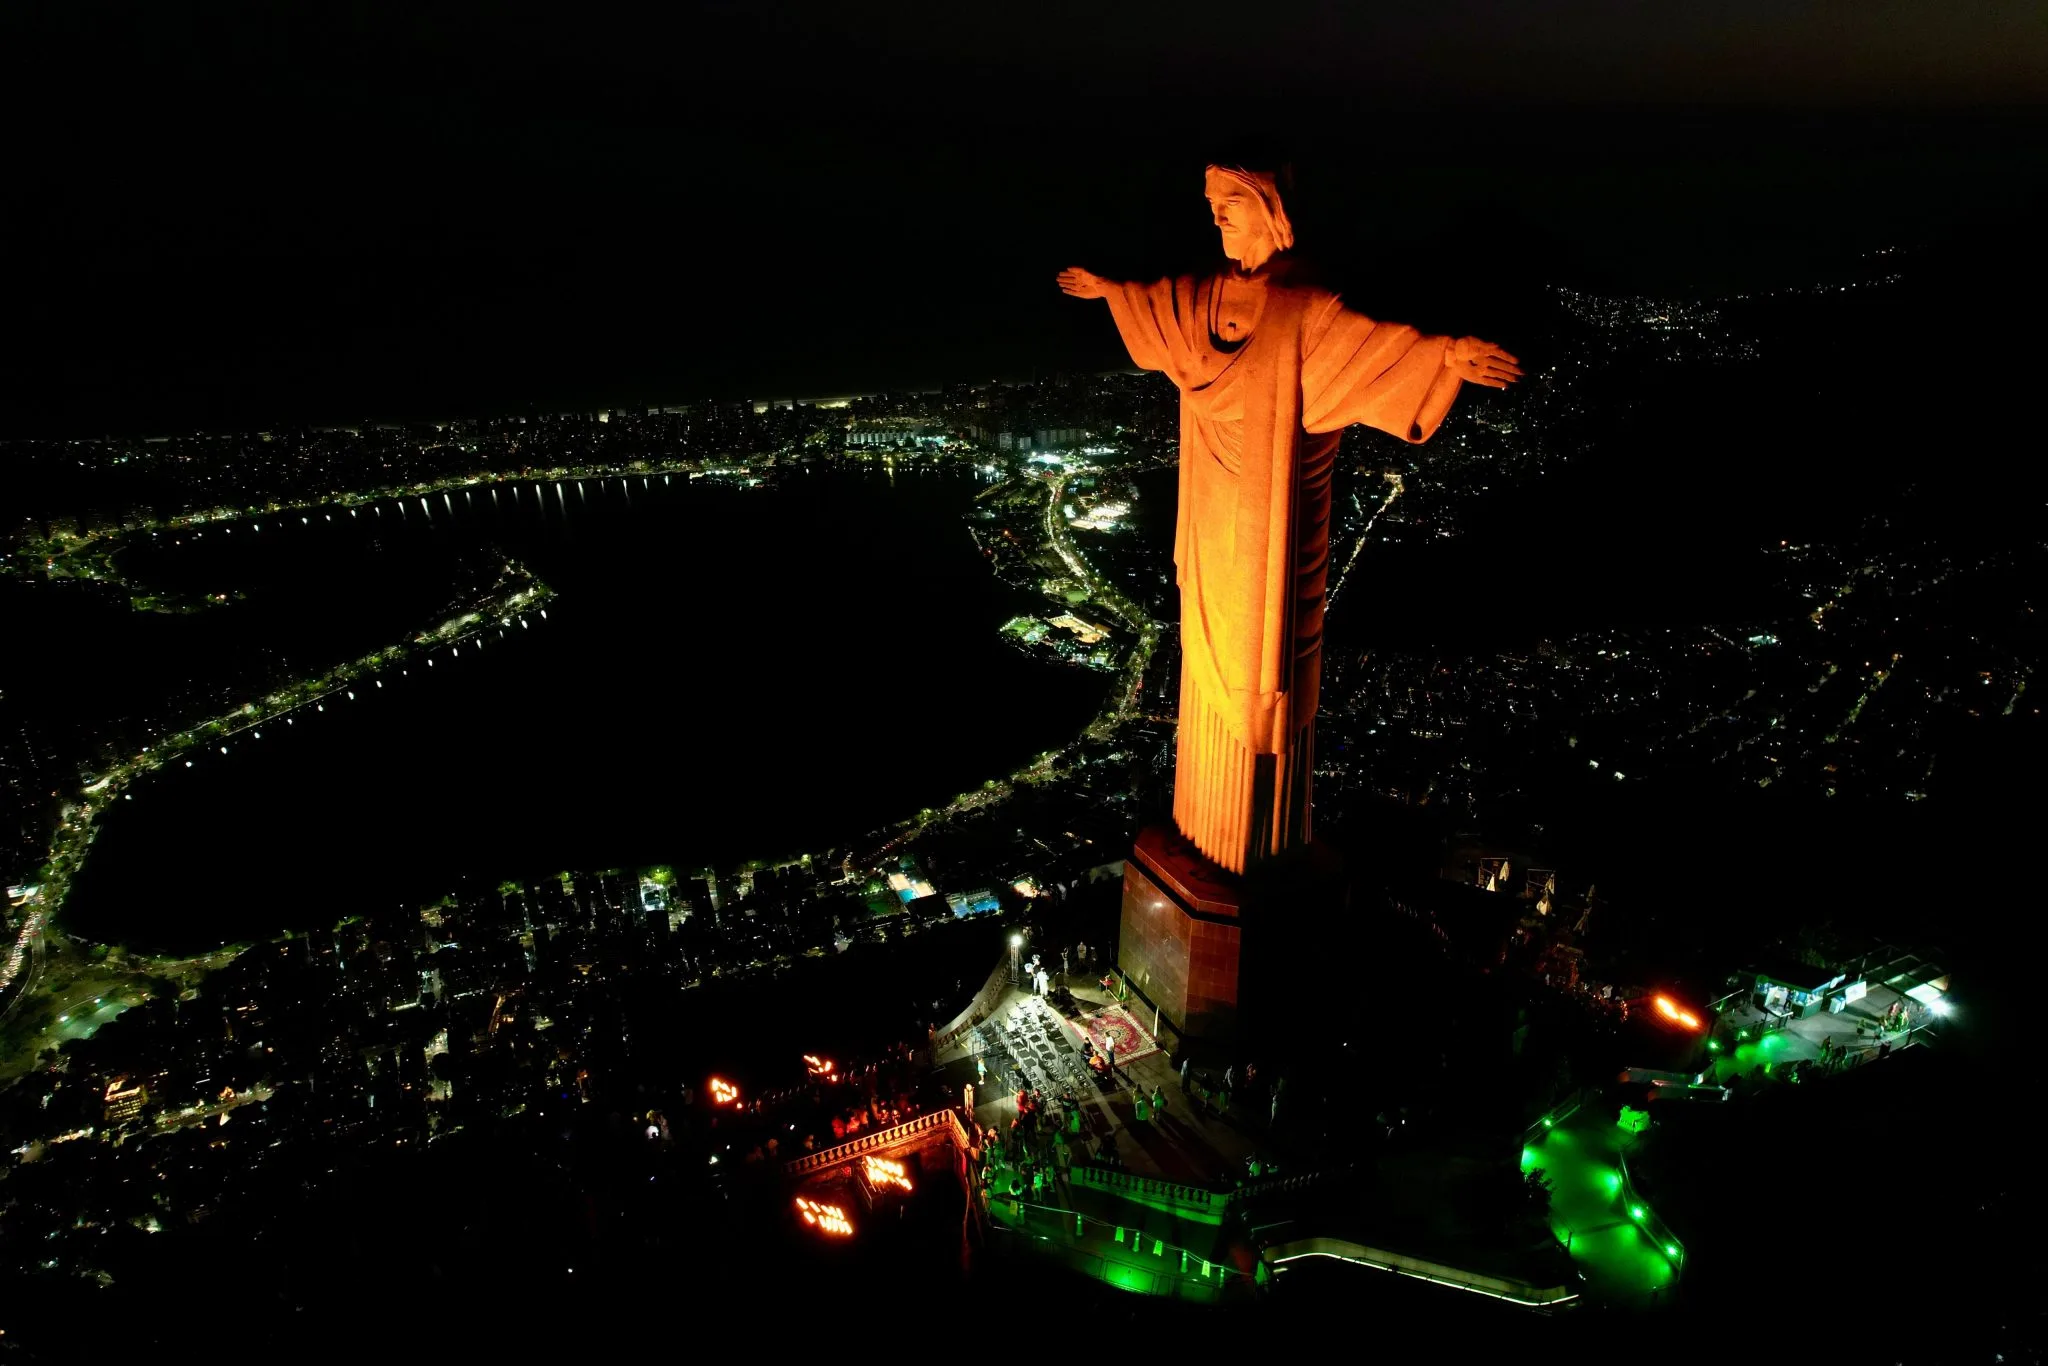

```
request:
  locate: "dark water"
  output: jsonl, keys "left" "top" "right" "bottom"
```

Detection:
{"left": 65, "top": 470, "right": 1107, "bottom": 951}
{"left": 1135, "top": 444, "right": 1793, "bottom": 654}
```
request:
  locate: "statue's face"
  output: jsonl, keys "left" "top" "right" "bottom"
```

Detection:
{"left": 1205, "top": 170, "right": 1271, "bottom": 266}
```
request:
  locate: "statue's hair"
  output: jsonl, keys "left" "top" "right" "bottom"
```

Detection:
{"left": 1205, "top": 164, "right": 1296, "bottom": 254}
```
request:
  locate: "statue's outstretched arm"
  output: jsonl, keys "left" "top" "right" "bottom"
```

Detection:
{"left": 1063, "top": 268, "right": 1185, "bottom": 377}
{"left": 1445, "top": 336, "right": 1522, "bottom": 390}
{"left": 1056, "top": 266, "right": 1112, "bottom": 300}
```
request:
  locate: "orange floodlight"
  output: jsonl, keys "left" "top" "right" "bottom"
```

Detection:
{"left": 804, "top": 1054, "right": 837, "bottom": 1079}
{"left": 1653, "top": 995, "right": 1702, "bottom": 1031}
{"left": 863, "top": 1155, "right": 914, "bottom": 1192}
{"left": 709, "top": 1077, "right": 741, "bottom": 1106}
{"left": 796, "top": 1197, "right": 854, "bottom": 1236}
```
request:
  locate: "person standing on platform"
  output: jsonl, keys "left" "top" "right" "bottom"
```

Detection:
{"left": 976, "top": 1054, "right": 988, "bottom": 1087}
{"left": 1152, "top": 1084, "right": 1168, "bottom": 1121}
{"left": 1134, "top": 1090, "right": 1150, "bottom": 1124}
{"left": 1180, "top": 1055, "right": 1191, "bottom": 1089}
{"left": 1062, "top": 946, "right": 1071, "bottom": 978}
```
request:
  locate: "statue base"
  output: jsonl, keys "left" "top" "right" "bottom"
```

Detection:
{"left": 1116, "top": 825, "right": 1349, "bottom": 1043}
{"left": 1117, "top": 826, "right": 1245, "bottom": 1041}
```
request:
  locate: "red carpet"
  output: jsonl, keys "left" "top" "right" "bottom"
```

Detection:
{"left": 1076, "top": 1003, "right": 1162, "bottom": 1065}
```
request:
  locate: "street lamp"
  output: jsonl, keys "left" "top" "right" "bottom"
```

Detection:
{"left": 1908, "top": 996, "right": 1950, "bottom": 1047}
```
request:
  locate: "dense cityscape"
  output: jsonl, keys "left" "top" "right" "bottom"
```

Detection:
{"left": 1, "top": 227, "right": 2036, "bottom": 1351}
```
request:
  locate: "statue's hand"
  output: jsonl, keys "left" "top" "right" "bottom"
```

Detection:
{"left": 1447, "top": 337, "right": 1523, "bottom": 389}
{"left": 1057, "top": 266, "right": 1111, "bottom": 301}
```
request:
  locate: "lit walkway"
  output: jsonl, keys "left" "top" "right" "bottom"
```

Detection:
{"left": 1522, "top": 1106, "right": 1679, "bottom": 1307}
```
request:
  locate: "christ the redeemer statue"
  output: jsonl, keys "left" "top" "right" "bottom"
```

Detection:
{"left": 1060, "top": 165, "right": 1519, "bottom": 877}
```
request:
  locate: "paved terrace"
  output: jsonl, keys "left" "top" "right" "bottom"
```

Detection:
{"left": 938, "top": 976, "right": 1262, "bottom": 1189}
{"left": 1709, "top": 981, "right": 1938, "bottom": 1081}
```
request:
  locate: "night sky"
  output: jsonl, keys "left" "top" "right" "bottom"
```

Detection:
{"left": 6, "top": 1, "right": 2043, "bottom": 433}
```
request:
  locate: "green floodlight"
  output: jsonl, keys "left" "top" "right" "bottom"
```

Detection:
{"left": 1738, "top": 1030, "right": 1750, "bottom": 1040}
{"left": 1542, "top": 1117, "right": 1554, "bottom": 1127}
{"left": 1630, "top": 1205, "right": 1645, "bottom": 1221}
{"left": 1707, "top": 1039, "right": 1721, "bottom": 1051}
{"left": 1665, "top": 1244, "right": 1680, "bottom": 1258}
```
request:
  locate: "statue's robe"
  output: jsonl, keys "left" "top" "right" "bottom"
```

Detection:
{"left": 1105, "top": 261, "right": 1463, "bottom": 874}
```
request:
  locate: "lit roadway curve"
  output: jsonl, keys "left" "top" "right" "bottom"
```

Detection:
{"left": 0, "top": 569, "right": 556, "bottom": 1067}
{"left": 1324, "top": 470, "right": 1404, "bottom": 617}
{"left": 862, "top": 466, "right": 1167, "bottom": 863}
{"left": 1041, "top": 472, "right": 1161, "bottom": 740}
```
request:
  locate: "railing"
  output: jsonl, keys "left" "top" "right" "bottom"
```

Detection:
{"left": 782, "top": 1108, "right": 969, "bottom": 1178}
{"left": 1616, "top": 1144, "right": 1686, "bottom": 1281}
{"left": 1263, "top": 1237, "right": 1580, "bottom": 1310}
{"left": 1233, "top": 1166, "right": 1345, "bottom": 1204}
{"left": 1068, "top": 1164, "right": 1224, "bottom": 1218}
{"left": 986, "top": 1193, "right": 1255, "bottom": 1295}
{"left": 935, "top": 951, "right": 1015, "bottom": 1053}
{"left": 1521, "top": 1085, "right": 1596, "bottom": 1145}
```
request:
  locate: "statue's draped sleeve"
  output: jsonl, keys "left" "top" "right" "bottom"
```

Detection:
{"left": 1103, "top": 276, "right": 1206, "bottom": 389}
{"left": 1102, "top": 275, "right": 1210, "bottom": 596}
{"left": 1299, "top": 291, "right": 1461, "bottom": 443}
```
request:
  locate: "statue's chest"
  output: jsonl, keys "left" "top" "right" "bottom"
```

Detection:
{"left": 1209, "top": 278, "right": 1265, "bottom": 343}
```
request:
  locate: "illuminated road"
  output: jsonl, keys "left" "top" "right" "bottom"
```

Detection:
{"left": 0, "top": 918, "right": 45, "bottom": 1024}
{"left": 1324, "top": 470, "right": 1403, "bottom": 616}
{"left": 0, "top": 574, "right": 554, "bottom": 1066}
{"left": 1040, "top": 472, "right": 1162, "bottom": 739}
{"left": 868, "top": 467, "right": 1166, "bottom": 862}
{"left": 155, "top": 1080, "right": 276, "bottom": 1132}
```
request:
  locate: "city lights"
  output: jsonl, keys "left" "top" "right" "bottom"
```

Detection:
{"left": 0, "top": 239, "right": 1999, "bottom": 1332}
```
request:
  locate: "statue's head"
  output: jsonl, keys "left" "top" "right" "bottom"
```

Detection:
{"left": 1204, "top": 164, "right": 1295, "bottom": 269}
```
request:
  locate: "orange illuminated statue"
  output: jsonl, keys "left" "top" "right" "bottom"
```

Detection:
{"left": 1060, "top": 165, "right": 1519, "bottom": 873}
